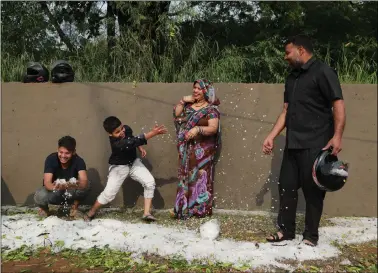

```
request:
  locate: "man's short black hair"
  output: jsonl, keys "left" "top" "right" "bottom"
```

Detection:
{"left": 58, "top": 136, "right": 76, "bottom": 152}
{"left": 103, "top": 116, "right": 122, "bottom": 134}
{"left": 285, "top": 35, "right": 314, "bottom": 54}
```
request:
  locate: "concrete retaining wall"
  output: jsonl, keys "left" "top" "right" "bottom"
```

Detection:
{"left": 1, "top": 83, "right": 376, "bottom": 216}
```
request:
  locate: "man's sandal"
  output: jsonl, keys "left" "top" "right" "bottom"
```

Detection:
{"left": 266, "top": 232, "right": 293, "bottom": 243}
{"left": 142, "top": 214, "right": 157, "bottom": 222}
{"left": 302, "top": 239, "right": 317, "bottom": 247}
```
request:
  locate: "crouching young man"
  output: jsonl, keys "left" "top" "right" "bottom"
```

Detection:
{"left": 34, "top": 136, "right": 91, "bottom": 217}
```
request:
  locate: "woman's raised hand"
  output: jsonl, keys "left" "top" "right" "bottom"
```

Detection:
{"left": 182, "top": 95, "right": 195, "bottom": 103}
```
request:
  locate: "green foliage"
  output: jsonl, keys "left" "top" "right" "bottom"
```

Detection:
{"left": 0, "top": 2, "right": 58, "bottom": 59}
{"left": 2, "top": 35, "right": 375, "bottom": 84}
{"left": 1, "top": 245, "right": 34, "bottom": 261}
{"left": 2, "top": 242, "right": 377, "bottom": 273}
{"left": 3, "top": 245, "right": 250, "bottom": 273}
{"left": 1, "top": 1, "right": 377, "bottom": 83}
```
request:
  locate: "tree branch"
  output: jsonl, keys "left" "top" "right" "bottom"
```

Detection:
{"left": 39, "top": 2, "right": 76, "bottom": 52}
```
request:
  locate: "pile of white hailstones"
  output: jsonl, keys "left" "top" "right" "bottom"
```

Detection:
{"left": 53, "top": 177, "right": 222, "bottom": 239}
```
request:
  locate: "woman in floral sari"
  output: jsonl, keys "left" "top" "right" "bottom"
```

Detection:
{"left": 171, "top": 79, "right": 221, "bottom": 219}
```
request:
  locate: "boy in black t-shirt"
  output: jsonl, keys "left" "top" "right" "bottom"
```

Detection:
{"left": 34, "top": 136, "right": 91, "bottom": 217}
{"left": 84, "top": 116, "right": 167, "bottom": 222}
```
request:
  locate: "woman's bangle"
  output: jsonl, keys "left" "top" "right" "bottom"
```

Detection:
{"left": 197, "top": 126, "right": 204, "bottom": 135}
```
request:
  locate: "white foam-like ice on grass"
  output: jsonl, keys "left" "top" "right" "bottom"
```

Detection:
{"left": 1, "top": 213, "right": 377, "bottom": 271}
{"left": 322, "top": 217, "right": 378, "bottom": 244}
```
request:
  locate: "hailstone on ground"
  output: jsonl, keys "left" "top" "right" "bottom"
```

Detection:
{"left": 200, "top": 219, "right": 220, "bottom": 240}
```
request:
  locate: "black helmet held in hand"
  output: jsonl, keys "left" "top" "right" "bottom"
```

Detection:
{"left": 312, "top": 148, "right": 349, "bottom": 192}
{"left": 51, "top": 60, "right": 75, "bottom": 83}
{"left": 23, "top": 62, "right": 49, "bottom": 83}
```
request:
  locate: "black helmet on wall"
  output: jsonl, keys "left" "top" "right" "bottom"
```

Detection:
{"left": 51, "top": 60, "right": 75, "bottom": 83}
{"left": 312, "top": 148, "right": 349, "bottom": 192}
{"left": 23, "top": 62, "right": 49, "bottom": 83}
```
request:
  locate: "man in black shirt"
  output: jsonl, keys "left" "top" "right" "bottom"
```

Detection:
{"left": 34, "top": 136, "right": 91, "bottom": 217}
{"left": 262, "top": 35, "right": 346, "bottom": 246}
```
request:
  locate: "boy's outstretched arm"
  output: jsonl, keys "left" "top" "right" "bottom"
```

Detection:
{"left": 144, "top": 124, "right": 167, "bottom": 140}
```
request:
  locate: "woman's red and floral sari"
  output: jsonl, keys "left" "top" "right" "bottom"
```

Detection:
{"left": 172, "top": 102, "right": 221, "bottom": 219}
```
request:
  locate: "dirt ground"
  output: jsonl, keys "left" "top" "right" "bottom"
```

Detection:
{"left": 2, "top": 257, "right": 102, "bottom": 273}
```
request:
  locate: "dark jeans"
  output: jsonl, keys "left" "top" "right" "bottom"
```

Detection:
{"left": 277, "top": 148, "right": 326, "bottom": 243}
{"left": 34, "top": 181, "right": 91, "bottom": 210}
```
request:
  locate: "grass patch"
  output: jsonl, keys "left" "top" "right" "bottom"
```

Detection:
{"left": 2, "top": 241, "right": 376, "bottom": 273}
{"left": 1, "top": 206, "right": 335, "bottom": 243}
{"left": 97, "top": 208, "right": 335, "bottom": 243}
{"left": 1, "top": 206, "right": 37, "bottom": 216}
{"left": 292, "top": 241, "right": 377, "bottom": 273}
{"left": 1, "top": 245, "right": 252, "bottom": 273}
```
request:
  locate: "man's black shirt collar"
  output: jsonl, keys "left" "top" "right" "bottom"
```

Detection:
{"left": 291, "top": 56, "right": 316, "bottom": 77}
{"left": 301, "top": 56, "right": 316, "bottom": 71}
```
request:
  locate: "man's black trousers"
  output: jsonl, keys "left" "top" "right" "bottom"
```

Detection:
{"left": 277, "top": 148, "right": 326, "bottom": 243}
